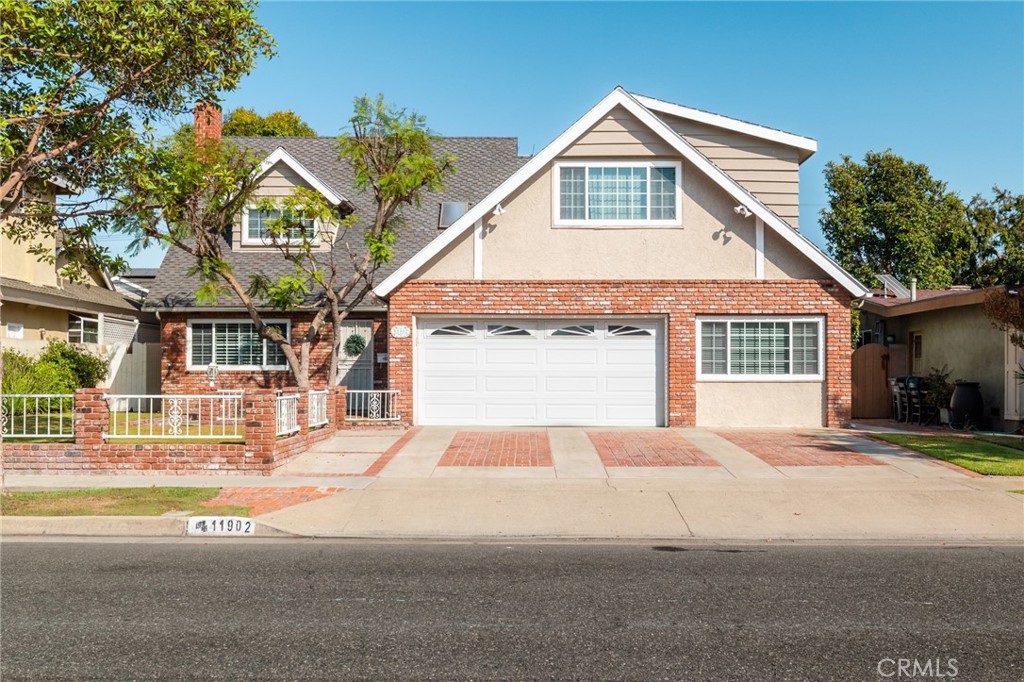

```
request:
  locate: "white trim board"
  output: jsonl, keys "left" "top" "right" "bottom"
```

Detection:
{"left": 255, "top": 147, "right": 347, "bottom": 206}
{"left": 630, "top": 92, "right": 818, "bottom": 159}
{"left": 373, "top": 87, "right": 869, "bottom": 299}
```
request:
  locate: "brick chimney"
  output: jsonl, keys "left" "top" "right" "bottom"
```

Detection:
{"left": 193, "top": 101, "right": 222, "bottom": 145}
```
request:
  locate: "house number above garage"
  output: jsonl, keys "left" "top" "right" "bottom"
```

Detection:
{"left": 390, "top": 325, "right": 411, "bottom": 339}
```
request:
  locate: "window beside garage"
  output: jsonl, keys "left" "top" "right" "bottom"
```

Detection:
{"left": 698, "top": 318, "right": 822, "bottom": 380}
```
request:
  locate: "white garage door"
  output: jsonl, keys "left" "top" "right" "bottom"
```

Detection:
{"left": 416, "top": 318, "right": 664, "bottom": 426}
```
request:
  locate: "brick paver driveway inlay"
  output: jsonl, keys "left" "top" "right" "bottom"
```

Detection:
{"left": 201, "top": 487, "right": 345, "bottom": 517}
{"left": 717, "top": 432, "right": 885, "bottom": 466}
{"left": 439, "top": 431, "right": 553, "bottom": 467}
{"left": 588, "top": 431, "right": 719, "bottom": 467}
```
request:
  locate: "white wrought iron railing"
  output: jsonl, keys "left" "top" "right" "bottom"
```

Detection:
{"left": 346, "top": 390, "right": 400, "bottom": 421}
{"left": 308, "top": 389, "right": 329, "bottom": 428}
{"left": 106, "top": 394, "right": 244, "bottom": 440}
{"left": 1, "top": 394, "right": 75, "bottom": 439}
{"left": 276, "top": 394, "right": 300, "bottom": 436}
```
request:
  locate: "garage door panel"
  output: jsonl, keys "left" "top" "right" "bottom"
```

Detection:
{"left": 544, "top": 348, "right": 599, "bottom": 364}
{"left": 421, "top": 403, "right": 479, "bottom": 421}
{"left": 484, "top": 376, "right": 538, "bottom": 393}
{"left": 423, "top": 348, "right": 478, "bottom": 365}
{"left": 484, "top": 403, "right": 538, "bottom": 421}
{"left": 418, "top": 318, "right": 663, "bottom": 426}
{"left": 422, "top": 375, "right": 477, "bottom": 392}
{"left": 544, "top": 404, "right": 599, "bottom": 422}
{"left": 545, "top": 376, "right": 600, "bottom": 393}
{"left": 484, "top": 348, "right": 538, "bottom": 365}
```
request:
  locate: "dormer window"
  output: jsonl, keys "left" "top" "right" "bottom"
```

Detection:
{"left": 439, "top": 202, "right": 468, "bottom": 229}
{"left": 242, "top": 207, "right": 318, "bottom": 245}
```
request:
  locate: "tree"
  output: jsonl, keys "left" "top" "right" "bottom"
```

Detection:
{"left": 820, "top": 150, "right": 974, "bottom": 289}
{"left": 222, "top": 108, "right": 317, "bottom": 137}
{"left": 965, "top": 188, "right": 1024, "bottom": 287}
{"left": 114, "top": 95, "right": 455, "bottom": 388}
{"left": 0, "top": 0, "right": 275, "bottom": 277}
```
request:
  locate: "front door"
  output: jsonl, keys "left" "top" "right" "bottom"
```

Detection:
{"left": 337, "top": 320, "right": 374, "bottom": 390}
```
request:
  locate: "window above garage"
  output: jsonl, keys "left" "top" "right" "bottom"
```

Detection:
{"left": 554, "top": 161, "right": 681, "bottom": 227}
{"left": 697, "top": 317, "right": 823, "bottom": 381}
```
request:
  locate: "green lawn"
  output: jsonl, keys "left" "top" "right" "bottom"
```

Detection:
{"left": 871, "top": 433, "right": 1024, "bottom": 476}
{"left": 0, "top": 487, "right": 250, "bottom": 517}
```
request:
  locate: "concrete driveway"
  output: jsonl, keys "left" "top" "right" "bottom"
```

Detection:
{"left": 275, "top": 426, "right": 981, "bottom": 482}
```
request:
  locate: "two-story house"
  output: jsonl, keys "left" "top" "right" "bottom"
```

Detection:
{"left": 144, "top": 88, "right": 869, "bottom": 427}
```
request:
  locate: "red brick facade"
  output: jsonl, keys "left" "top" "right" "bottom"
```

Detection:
{"left": 387, "top": 279, "right": 853, "bottom": 427}
{"left": 159, "top": 312, "right": 383, "bottom": 393}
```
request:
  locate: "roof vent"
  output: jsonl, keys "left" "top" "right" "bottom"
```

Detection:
{"left": 438, "top": 202, "right": 468, "bottom": 229}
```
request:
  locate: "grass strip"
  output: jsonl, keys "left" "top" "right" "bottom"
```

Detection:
{"left": 0, "top": 487, "right": 251, "bottom": 517}
{"left": 871, "top": 433, "right": 1024, "bottom": 476}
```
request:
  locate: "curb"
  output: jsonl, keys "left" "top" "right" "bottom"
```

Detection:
{"left": 1, "top": 516, "right": 297, "bottom": 538}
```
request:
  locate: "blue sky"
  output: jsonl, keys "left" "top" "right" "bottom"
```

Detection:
{"left": 129, "top": 1, "right": 1023, "bottom": 268}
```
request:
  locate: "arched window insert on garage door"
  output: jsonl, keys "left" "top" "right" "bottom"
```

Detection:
{"left": 487, "top": 324, "right": 531, "bottom": 337}
{"left": 550, "top": 324, "right": 595, "bottom": 337}
{"left": 608, "top": 324, "right": 652, "bottom": 337}
{"left": 430, "top": 324, "right": 475, "bottom": 336}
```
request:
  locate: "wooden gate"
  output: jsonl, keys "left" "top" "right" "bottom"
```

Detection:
{"left": 852, "top": 343, "right": 890, "bottom": 418}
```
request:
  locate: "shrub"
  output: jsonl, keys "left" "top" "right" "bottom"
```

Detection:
{"left": 38, "top": 340, "right": 108, "bottom": 388}
{"left": 1, "top": 341, "right": 108, "bottom": 396}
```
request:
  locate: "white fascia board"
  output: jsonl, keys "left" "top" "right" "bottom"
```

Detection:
{"left": 615, "top": 91, "right": 869, "bottom": 297}
{"left": 374, "top": 88, "right": 633, "bottom": 297}
{"left": 631, "top": 93, "right": 818, "bottom": 155}
{"left": 375, "top": 87, "right": 867, "bottom": 299}
{"left": 256, "top": 147, "right": 346, "bottom": 206}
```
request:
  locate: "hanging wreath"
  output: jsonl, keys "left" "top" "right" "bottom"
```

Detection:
{"left": 344, "top": 333, "right": 367, "bottom": 357}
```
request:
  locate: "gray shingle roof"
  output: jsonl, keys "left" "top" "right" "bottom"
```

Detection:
{"left": 144, "top": 137, "right": 526, "bottom": 310}
{"left": 1, "top": 277, "right": 138, "bottom": 316}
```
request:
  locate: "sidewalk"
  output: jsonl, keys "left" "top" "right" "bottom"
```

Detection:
{"left": 3, "top": 427, "right": 1023, "bottom": 543}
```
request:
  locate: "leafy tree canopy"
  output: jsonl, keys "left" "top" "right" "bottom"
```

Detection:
{"left": 0, "top": 0, "right": 275, "bottom": 278}
{"left": 820, "top": 150, "right": 972, "bottom": 289}
{"left": 223, "top": 108, "right": 317, "bottom": 137}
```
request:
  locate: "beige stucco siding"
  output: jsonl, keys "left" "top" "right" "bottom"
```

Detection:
{"left": 0, "top": 301, "right": 66, "bottom": 341}
{"left": 561, "top": 106, "right": 677, "bottom": 158}
{"left": 417, "top": 229, "right": 474, "bottom": 279}
{"left": 661, "top": 115, "right": 802, "bottom": 227}
{"left": 763, "top": 229, "right": 825, "bottom": 280}
{"left": 696, "top": 382, "right": 824, "bottom": 427}
{"left": 479, "top": 160, "right": 756, "bottom": 279}
{"left": 410, "top": 154, "right": 831, "bottom": 282}
{"left": 881, "top": 305, "right": 1005, "bottom": 418}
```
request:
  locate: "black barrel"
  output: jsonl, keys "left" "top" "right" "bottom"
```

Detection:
{"left": 949, "top": 382, "right": 983, "bottom": 429}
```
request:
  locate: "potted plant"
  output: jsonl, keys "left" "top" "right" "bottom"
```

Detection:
{"left": 924, "top": 365, "right": 954, "bottom": 424}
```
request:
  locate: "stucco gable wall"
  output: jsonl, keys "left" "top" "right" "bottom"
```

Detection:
{"left": 415, "top": 158, "right": 830, "bottom": 282}
{"left": 659, "top": 114, "right": 802, "bottom": 227}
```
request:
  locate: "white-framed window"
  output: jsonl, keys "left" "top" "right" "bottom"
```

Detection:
{"left": 554, "top": 161, "right": 681, "bottom": 226}
{"left": 68, "top": 314, "right": 100, "bottom": 344}
{"left": 187, "top": 319, "right": 290, "bottom": 370}
{"left": 697, "top": 317, "right": 824, "bottom": 381}
{"left": 241, "top": 206, "right": 318, "bottom": 245}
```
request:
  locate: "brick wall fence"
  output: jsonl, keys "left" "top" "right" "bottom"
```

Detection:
{"left": 2, "top": 386, "right": 347, "bottom": 475}
{"left": 387, "top": 279, "right": 854, "bottom": 428}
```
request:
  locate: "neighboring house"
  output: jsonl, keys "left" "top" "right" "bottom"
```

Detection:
{"left": 0, "top": 226, "right": 159, "bottom": 391}
{"left": 146, "top": 88, "right": 870, "bottom": 427}
{"left": 860, "top": 281, "right": 1018, "bottom": 430}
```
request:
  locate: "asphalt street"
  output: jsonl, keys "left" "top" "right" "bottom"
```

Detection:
{"left": 1, "top": 541, "right": 1021, "bottom": 681}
